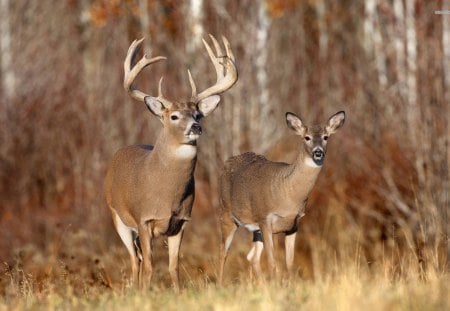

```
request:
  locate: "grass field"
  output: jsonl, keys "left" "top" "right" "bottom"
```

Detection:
{"left": 2, "top": 266, "right": 449, "bottom": 310}
{"left": 1, "top": 209, "right": 449, "bottom": 311}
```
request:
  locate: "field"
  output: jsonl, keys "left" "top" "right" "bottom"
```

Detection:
{"left": 0, "top": 1, "right": 449, "bottom": 310}
{"left": 1, "top": 200, "right": 449, "bottom": 310}
{"left": 2, "top": 215, "right": 449, "bottom": 311}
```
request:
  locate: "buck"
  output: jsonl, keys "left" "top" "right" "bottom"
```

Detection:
{"left": 218, "top": 111, "right": 345, "bottom": 282}
{"left": 105, "top": 35, "right": 237, "bottom": 291}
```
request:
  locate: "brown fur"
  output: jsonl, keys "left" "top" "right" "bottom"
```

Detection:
{"left": 218, "top": 111, "right": 345, "bottom": 281}
{"left": 106, "top": 36, "right": 237, "bottom": 291}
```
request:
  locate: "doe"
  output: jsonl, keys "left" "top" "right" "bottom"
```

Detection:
{"left": 218, "top": 111, "right": 345, "bottom": 282}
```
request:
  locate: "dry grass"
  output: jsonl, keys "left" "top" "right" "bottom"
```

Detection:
{"left": 0, "top": 206, "right": 448, "bottom": 310}
{"left": 1, "top": 258, "right": 449, "bottom": 310}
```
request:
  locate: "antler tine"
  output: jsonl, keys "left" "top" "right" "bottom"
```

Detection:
{"left": 222, "top": 35, "right": 236, "bottom": 63}
{"left": 209, "top": 34, "right": 223, "bottom": 59}
{"left": 187, "top": 70, "right": 197, "bottom": 101}
{"left": 123, "top": 38, "right": 169, "bottom": 104}
{"left": 201, "top": 37, "right": 223, "bottom": 79}
{"left": 190, "top": 35, "right": 238, "bottom": 102}
{"left": 156, "top": 77, "right": 173, "bottom": 107}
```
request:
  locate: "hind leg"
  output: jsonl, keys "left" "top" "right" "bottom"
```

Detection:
{"left": 219, "top": 215, "right": 238, "bottom": 284}
{"left": 247, "top": 230, "right": 264, "bottom": 280}
{"left": 261, "top": 224, "right": 277, "bottom": 278}
{"left": 111, "top": 210, "right": 140, "bottom": 286}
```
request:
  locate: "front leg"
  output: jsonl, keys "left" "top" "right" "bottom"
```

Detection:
{"left": 168, "top": 225, "right": 185, "bottom": 292}
{"left": 261, "top": 224, "right": 277, "bottom": 278}
{"left": 285, "top": 232, "right": 297, "bottom": 274}
{"left": 167, "top": 193, "right": 192, "bottom": 292}
{"left": 138, "top": 222, "right": 153, "bottom": 290}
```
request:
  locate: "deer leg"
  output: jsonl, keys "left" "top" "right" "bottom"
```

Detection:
{"left": 219, "top": 218, "right": 238, "bottom": 284}
{"left": 168, "top": 225, "right": 185, "bottom": 293}
{"left": 261, "top": 225, "right": 277, "bottom": 278}
{"left": 285, "top": 232, "right": 297, "bottom": 274}
{"left": 111, "top": 210, "right": 139, "bottom": 287}
{"left": 247, "top": 230, "right": 264, "bottom": 280}
{"left": 138, "top": 221, "right": 153, "bottom": 290}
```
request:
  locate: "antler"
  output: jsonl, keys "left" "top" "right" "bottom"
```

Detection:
{"left": 188, "top": 35, "right": 238, "bottom": 103}
{"left": 123, "top": 38, "right": 172, "bottom": 107}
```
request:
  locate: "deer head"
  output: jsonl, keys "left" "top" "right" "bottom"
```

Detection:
{"left": 123, "top": 35, "right": 238, "bottom": 150}
{"left": 286, "top": 111, "right": 345, "bottom": 166}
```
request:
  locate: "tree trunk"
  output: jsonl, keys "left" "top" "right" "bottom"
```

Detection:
{"left": 250, "top": 1, "right": 273, "bottom": 153}
{"left": 441, "top": 5, "right": 450, "bottom": 269}
{"left": 0, "top": 0, "right": 15, "bottom": 101}
{"left": 364, "top": 0, "right": 387, "bottom": 86}
{"left": 186, "top": 0, "right": 204, "bottom": 53}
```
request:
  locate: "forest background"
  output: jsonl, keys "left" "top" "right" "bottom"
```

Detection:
{"left": 0, "top": 0, "right": 449, "bottom": 309}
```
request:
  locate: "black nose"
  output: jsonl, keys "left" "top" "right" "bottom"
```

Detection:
{"left": 313, "top": 149, "right": 324, "bottom": 159}
{"left": 190, "top": 123, "right": 202, "bottom": 135}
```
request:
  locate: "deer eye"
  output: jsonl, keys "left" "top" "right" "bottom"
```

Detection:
{"left": 170, "top": 115, "right": 179, "bottom": 121}
{"left": 304, "top": 136, "right": 311, "bottom": 142}
{"left": 323, "top": 135, "right": 328, "bottom": 141}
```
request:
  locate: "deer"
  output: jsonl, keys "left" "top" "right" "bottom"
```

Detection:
{"left": 217, "top": 110, "right": 345, "bottom": 282}
{"left": 104, "top": 35, "right": 237, "bottom": 291}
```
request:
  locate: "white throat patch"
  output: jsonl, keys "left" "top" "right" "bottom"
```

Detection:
{"left": 305, "top": 157, "right": 321, "bottom": 168}
{"left": 175, "top": 144, "right": 197, "bottom": 158}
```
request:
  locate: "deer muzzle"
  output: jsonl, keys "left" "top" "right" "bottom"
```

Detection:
{"left": 189, "top": 123, "right": 202, "bottom": 135}
{"left": 312, "top": 148, "right": 324, "bottom": 165}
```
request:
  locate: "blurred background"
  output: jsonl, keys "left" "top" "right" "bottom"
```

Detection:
{"left": 0, "top": 0, "right": 448, "bottom": 294}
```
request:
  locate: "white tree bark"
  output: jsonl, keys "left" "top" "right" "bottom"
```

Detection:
{"left": 393, "top": 0, "right": 406, "bottom": 93}
{"left": 364, "top": 0, "right": 387, "bottom": 86}
{"left": 186, "top": 0, "right": 204, "bottom": 53}
{"left": 139, "top": 0, "right": 152, "bottom": 52}
{"left": 405, "top": 0, "right": 417, "bottom": 110}
{"left": 404, "top": 0, "right": 424, "bottom": 186}
{"left": 0, "top": 0, "right": 15, "bottom": 101}
{"left": 250, "top": 1, "right": 275, "bottom": 153}
{"left": 442, "top": 5, "right": 450, "bottom": 263}
{"left": 316, "top": 0, "right": 328, "bottom": 61}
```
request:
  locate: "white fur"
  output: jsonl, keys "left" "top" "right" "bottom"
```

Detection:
{"left": 175, "top": 144, "right": 197, "bottom": 158}
{"left": 113, "top": 213, "right": 137, "bottom": 257}
{"left": 305, "top": 157, "right": 321, "bottom": 168}
{"left": 247, "top": 241, "right": 264, "bottom": 262}
{"left": 285, "top": 232, "right": 297, "bottom": 270}
{"left": 267, "top": 212, "right": 280, "bottom": 225}
{"left": 224, "top": 227, "right": 237, "bottom": 252}
{"left": 244, "top": 223, "right": 260, "bottom": 232}
{"left": 232, "top": 215, "right": 260, "bottom": 232}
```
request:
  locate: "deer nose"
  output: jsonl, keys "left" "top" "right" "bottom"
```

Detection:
{"left": 190, "top": 123, "right": 202, "bottom": 135}
{"left": 312, "top": 149, "right": 324, "bottom": 163}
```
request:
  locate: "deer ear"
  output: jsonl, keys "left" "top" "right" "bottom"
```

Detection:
{"left": 286, "top": 112, "right": 307, "bottom": 136}
{"left": 144, "top": 96, "right": 165, "bottom": 118}
{"left": 198, "top": 95, "right": 221, "bottom": 117}
{"left": 326, "top": 111, "right": 345, "bottom": 135}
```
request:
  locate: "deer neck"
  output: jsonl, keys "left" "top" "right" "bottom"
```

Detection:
{"left": 282, "top": 147, "right": 322, "bottom": 202}
{"left": 150, "top": 130, "right": 198, "bottom": 174}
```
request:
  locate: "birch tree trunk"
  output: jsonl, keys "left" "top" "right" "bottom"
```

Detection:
{"left": 393, "top": 0, "right": 406, "bottom": 95}
{"left": 442, "top": 8, "right": 450, "bottom": 268}
{"left": 317, "top": 0, "right": 328, "bottom": 61}
{"left": 186, "top": 0, "right": 203, "bottom": 53}
{"left": 364, "top": 0, "right": 387, "bottom": 86}
{"left": 250, "top": 1, "right": 275, "bottom": 153}
{"left": 139, "top": 0, "right": 150, "bottom": 51}
{"left": 0, "top": 0, "right": 15, "bottom": 101}
{"left": 404, "top": 0, "right": 424, "bottom": 188}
